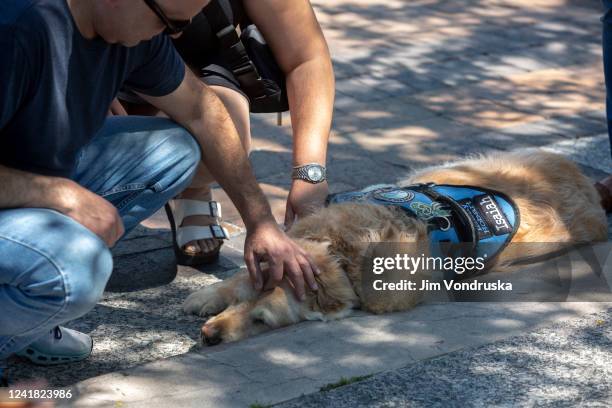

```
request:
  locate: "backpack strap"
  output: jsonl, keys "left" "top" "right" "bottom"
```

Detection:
{"left": 201, "top": 0, "right": 267, "bottom": 98}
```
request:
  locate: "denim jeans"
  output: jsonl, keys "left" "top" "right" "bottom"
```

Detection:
{"left": 0, "top": 116, "right": 200, "bottom": 360}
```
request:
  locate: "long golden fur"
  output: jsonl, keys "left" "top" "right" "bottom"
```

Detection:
{"left": 183, "top": 150, "right": 608, "bottom": 345}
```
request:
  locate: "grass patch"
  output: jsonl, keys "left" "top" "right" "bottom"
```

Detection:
{"left": 249, "top": 403, "right": 271, "bottom": 408}
{"left": 319, "top": 375, "right": 372, "bottom": 392}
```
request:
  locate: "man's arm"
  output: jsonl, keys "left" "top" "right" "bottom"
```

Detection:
{"left": 0, "top": 164, "right": 56, "bottom": 209}
{"left": 0, "top": 165, "right": 124, "bottom": 246}
{"left": 140, "top": 71, "right": 320, "bottom": 299}
{"left": 244, "top": 0, "right": 335, "bottom": 228}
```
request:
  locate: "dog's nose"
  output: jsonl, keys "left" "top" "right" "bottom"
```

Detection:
{"left": 201, "top": 324, "right": 222, "bottom": 346}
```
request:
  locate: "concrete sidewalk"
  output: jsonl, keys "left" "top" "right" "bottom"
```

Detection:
{"left": 60, "top": 302, "right": 611, "bottom": 407}
{"left": 9, "top": 0, "right": 612, "bottom": 406}
{"left": 278, "top": 306, "right": 612, "bottom": 408}
{"left": 59, "top": 243, "right": 612, "bottom": 407}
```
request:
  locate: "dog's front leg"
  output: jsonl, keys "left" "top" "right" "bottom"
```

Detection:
{"left": 183, "top": 269, "right": 257, "bottom": 317}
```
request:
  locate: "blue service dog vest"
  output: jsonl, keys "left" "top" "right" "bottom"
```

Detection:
{"left": 327, "top": 183, "right": 520, "bottom": 279}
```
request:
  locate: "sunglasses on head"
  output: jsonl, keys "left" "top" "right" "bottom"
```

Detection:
{"left": 143, "top": 0, "right": 192, "bottom": 35}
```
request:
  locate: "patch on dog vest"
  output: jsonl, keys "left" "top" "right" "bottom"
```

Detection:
{"left": 373, "top": 189, "right": 415, "bottom": 203}
{"left": 458, "top": 194, "right": 512, "bottom": 240}
{"left": 327, "top": 183, "right": 520, "bottom": 279}
{"left": 458, "top": 198, "right": 493, "bottom": 239}
{"left": 409, "top": 201, "right": 452, "bottom": 231}
{"left": 475, "top": 194, "right": 512, "bottom": 235}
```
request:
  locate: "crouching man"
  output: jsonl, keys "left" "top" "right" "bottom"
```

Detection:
{"left": 0, "top": 0, "right": 318, "bottom": 381}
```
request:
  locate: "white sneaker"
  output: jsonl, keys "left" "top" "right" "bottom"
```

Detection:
{"left": 16, "top": 327, "right": 93, "bottom": 365}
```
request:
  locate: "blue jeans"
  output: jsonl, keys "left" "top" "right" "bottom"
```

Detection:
{"left": 0, "top": 116, "right": 200, "bottom": 360}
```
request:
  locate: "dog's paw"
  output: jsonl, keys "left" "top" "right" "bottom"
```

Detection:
{"left": 183, "top": 286, "right": 229, "bottom": 317}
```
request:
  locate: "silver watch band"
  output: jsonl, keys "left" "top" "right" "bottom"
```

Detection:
{"left": 291, "top": 163, "right": 327, "bottom": 184}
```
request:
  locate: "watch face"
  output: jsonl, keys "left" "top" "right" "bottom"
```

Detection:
{"left": 307, "top": 166, "right": 323, "bottom": 181}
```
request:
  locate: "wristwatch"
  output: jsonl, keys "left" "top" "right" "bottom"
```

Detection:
{"left": 291, "top": 163, "right": 327, "bottom": 184}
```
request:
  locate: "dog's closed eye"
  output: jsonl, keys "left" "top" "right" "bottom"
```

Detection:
{"left": 252, "top": 317, "right": 266, "bottom": 325}
{"left": 251, "top": 308, "right": 279, "bottom": 328}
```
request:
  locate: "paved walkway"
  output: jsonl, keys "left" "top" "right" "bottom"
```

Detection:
{"left": 8, "top": 0, "right": 612, "bottom": 406}
{"left": 279, "top": 306, "right": 612, "bottom": 408}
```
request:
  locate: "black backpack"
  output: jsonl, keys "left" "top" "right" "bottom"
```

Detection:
{"left": 202, "top": 0, "right": 289, "bottom": 114}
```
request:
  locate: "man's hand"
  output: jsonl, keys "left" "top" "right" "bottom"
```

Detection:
{"left": 244, "top": 219, "right": 320, "bottom": 300}
{"left": 284, "top": 180, "right": 329, "bottom": 230}
{"left": 51, "top": 179, "right": 125, "bottom": 247}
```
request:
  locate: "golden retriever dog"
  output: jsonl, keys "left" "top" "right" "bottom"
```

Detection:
{"left": 183, "top": 150, "right": 608, "bottom": 345}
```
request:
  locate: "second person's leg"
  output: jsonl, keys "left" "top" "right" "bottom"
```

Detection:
{"left": 173, "top": 85, "right": 252, "bottom": 261}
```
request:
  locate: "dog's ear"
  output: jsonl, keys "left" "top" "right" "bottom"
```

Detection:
{"left": 312, "top": 259, "right": 359, "bottom": 316}
{"left": 288, "top": 238, "right": 355, "bottom": 314}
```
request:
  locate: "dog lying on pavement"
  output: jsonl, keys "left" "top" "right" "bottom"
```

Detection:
{"left": 183, "top": 150, "right": 608, "bottom": 345}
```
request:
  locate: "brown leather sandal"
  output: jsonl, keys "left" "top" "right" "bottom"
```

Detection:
{"left": 594, "top": 182, "right": 612, "bottom": 214}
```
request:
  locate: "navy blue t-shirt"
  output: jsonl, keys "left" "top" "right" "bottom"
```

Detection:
{"left": 0, "top": 0, "right": 186, "bottom": 177}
